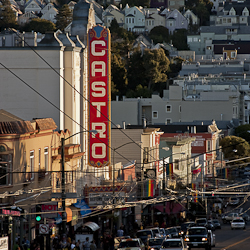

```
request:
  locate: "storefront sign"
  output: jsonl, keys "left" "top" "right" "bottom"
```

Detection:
{"left": 0, "top": 236, "right": 8, "bottom": 250}
{"left": 41, "top": 204, "right": 58, "bottom": 218}
{"left": 88, "top": 25, "right": 111, "bottom": 168}
{"left": 2, "top": 209, "right": 20, "bottom": 216}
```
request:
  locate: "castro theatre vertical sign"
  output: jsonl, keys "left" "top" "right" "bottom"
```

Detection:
{"left": 88, "top": 25, "right": 111, "bottom": 168}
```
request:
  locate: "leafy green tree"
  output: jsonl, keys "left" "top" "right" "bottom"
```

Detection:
{"left": 220, "top": 136, "right": 250, "bottom": 165}
{"left": 185, "top": 0, "right": 213, "bottom": 25}
{"left": 0, "top": 0, "right": 17, "bottom": 30}
{"left": 55, "top": 4, "right": 72, "bottom": 31}
{"left": 126, "top": 84, "right": 152, "bottom": 98}
{"left": 111, "top": 53, "right": 128, "bottom": 99}
{"left": 235, "top": 124, "right": 250, "bottom": 142}
{"left": 24, "top": 18, "right": 56, "bottom": 33}
{"left": 143, "top": 48, "right": 169, "bottom": 90}
{"left": 149, "top": 26, "right": 170, "bottom": 44}
{"left": 171, "top": 29, "right": 189, "bottom": 50}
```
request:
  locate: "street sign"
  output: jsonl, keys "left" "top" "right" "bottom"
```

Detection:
{"left": 39, "top": 224, "right": 49, "bottom": 234}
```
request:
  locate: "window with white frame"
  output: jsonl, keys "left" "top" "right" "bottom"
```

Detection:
{"left": 152, "top": 111, "right": 158, "bottom": 119}
{"left": 165, "top": 118, "right": 172, "bottom": 124}
{"left": 188, "top": 37, "right": 192, "bottom": 42}
{"left": 30, "top": 150, "right": 34, "bottom": 180}
{"left": 166, "top": 105, "right": 172, "bottom": 113}
{"left": 231, "top": 51, "right": 236, "bottom": 58}
{"left": 44, "top": 147, "right": 49, "bottom": 172}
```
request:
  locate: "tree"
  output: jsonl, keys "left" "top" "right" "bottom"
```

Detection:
{"left": 220, "top": 136, "right": 250, "bottom": 165}
{"left": 111, "top": 53, "right": 128, "bottom": 99}
{"left": 55, "top": 4, "right": 72, "bottom": 31}
{"left": 24, "top": 18, "right": 56, "bottom": 33}
{"left": 0, "top": 0, "right": 17, "bottom": 30}
{"left": 143, "top": 48, "right": 169, "bottom": 90}
{"left": 170, "top": 29, "right": 189, "bottom": 50}
{"left": 126, "top": 84, "right": 152, "bottom": 98}
{"left": 235, "top": 124, "right": 250, "bottom": 142}
{"left": 149, "top": 26, "right": 170, "bottom": 44}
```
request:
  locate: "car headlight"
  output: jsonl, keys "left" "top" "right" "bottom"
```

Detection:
{"left": 150, "top": 248, "right": 155, "bottom": 250}
{"left": 202, "top": 238, "right": 207, "bottom": 241}
{"left": 184, "top": 238, "right": 189, "bottom": 241}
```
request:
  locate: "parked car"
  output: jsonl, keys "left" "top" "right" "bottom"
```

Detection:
{"left": 211, "top": 219, "right": 221, "bottom": 229}
{"left": 118, "top": 238, "right": 145, "bottom": 250}
{"left": 136, "top": 229, "right": 154, "bottom": 244}
{"left": 160, "top": 238, "right": 187, "bottom": 250}
{"left": 146, "top": 238, "right": 164, "bottom": 250}
{"left": 231, "top": 217, "right": 246, "bottom": 230}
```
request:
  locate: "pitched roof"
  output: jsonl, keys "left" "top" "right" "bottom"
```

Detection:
{"left": 0, "top": 110, "right": 23, "bottom": 122}
{"left": 0, "top": 121, "right": 34, "bottom": 134}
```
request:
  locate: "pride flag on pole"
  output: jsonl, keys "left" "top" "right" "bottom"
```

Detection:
{"left": 166, "top": 163, "right": 173, "bottom": 179}
{"left": 222, "top": 168, "right": 229, "bottom": 178}
{"left": 145, "top": 180, "right": 155, "bottom": 197}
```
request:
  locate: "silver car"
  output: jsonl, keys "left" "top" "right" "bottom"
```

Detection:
{"left": 160, "top": 238, "right": 187, "bottom": 250}
{"left": 231, "top": 217, "right": 246, "bottom": 230}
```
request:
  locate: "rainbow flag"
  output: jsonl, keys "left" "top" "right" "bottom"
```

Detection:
{"left": 166, "top": 163, "right": 173, "bottom": 179}
{"left": 222, "top": 168, "right": 229, "bottom": 178}
{"left": 145, "top": 180, "right": 155, "bottom": 197}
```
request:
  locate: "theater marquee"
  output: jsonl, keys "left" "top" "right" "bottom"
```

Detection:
{"left": 88, "top": 25, "right": 111, "bottom": 168}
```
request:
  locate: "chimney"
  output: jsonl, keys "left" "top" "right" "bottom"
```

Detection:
{"left": 123, "top": 121, "right": 126, "bottom": 129}
{"left": 143, "top": 118, "right": 147, "bottom": 128}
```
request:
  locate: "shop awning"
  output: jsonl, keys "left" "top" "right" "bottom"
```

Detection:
{"left": 154, "top": 202, "right": 184, "bottom": 214}
{"left": 66, "top": 206, "right": 79, "bottom": 225}
{"left": 73, "top": 199, "right": 91, "bottom": 217}
{"left": 83, "top": 221, "right": 100, "bottom": 231}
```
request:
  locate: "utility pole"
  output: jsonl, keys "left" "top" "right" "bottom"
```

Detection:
{"left": 61, "top": 137, "right": 66, "bottom": 235}
{"left": 163, "top": 158, "right": 166, "bottom": 219}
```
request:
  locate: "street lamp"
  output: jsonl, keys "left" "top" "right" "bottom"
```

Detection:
{"left": 61, "top": 129, "right": 97, "bottom": 235}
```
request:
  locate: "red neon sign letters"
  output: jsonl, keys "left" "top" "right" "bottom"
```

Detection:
{"left": 88, "top": 25, "right": 111, "bottom": 168}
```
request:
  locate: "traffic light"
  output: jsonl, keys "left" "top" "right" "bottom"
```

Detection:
{"left": 36, "top": 205, "right": 42, "bottom": 222}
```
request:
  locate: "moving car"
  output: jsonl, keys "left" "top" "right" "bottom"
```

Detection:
{"left": 165, "top": 227, "right": 180, "bottom": 238}
{"left": 159, "top": 228, "right": 171, "bottom": 238}
{"left": 150, "top": 227, "right": 161, "bottom": 237}
{"left": 210, "top": 219, "right": 221, "bottom": 229}
{"left": 160, "top": 238, "right": 187, "bottom": 250}
{"left": 118, "top": 238, "right": 145, "bottom": 250}
{"left": 180, "top": 222, "right": 196, "bottom": 237}
{"left": 136, "top": 229, "right": 154, "bottom": 244}
{"left": 115, "top": 236, "right": 131, "bottom": 249}
{"left": 205, "top": 221, "right": 215, "bottom": 231}
{"left": 231, "top": 217, "right": 246, "bottom": 230}
{"left": 195, "top": 218, "right": 207, "bottom": 227}
{"left": 222, "top": 212, "right": 239, "bottom": 224}
{"left": 184, "top": 226, "right": 215, "bottom": 250}
{"left": 240, "top": 213, "right": 250, "bottom": 223}
{"left": 146, "top": 238, "right": 164, "bottom": 250}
